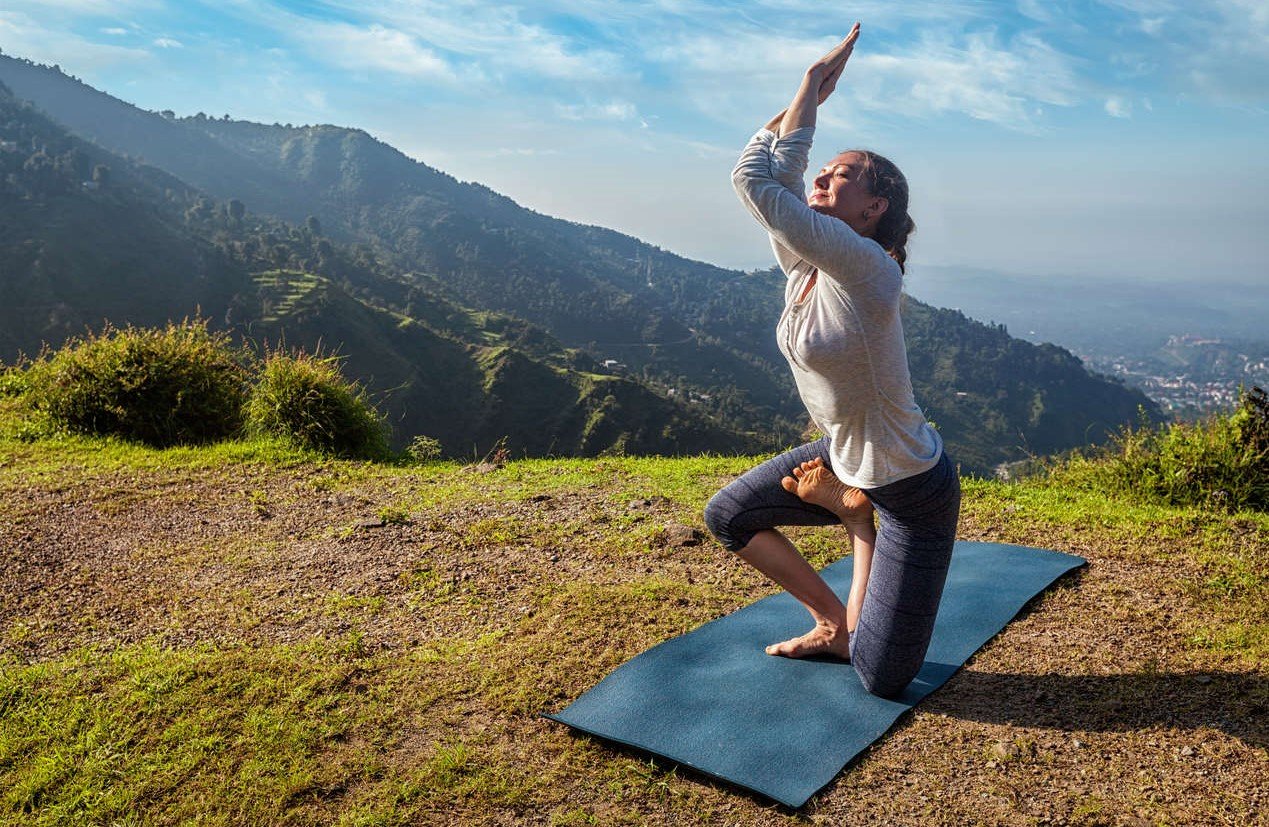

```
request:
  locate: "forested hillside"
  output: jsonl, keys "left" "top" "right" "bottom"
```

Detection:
{"left": 0, "top": 79, "right": 748, "bottom": 458}
{"left": 0, "top": 54, "right": 1163, "bottom": 472}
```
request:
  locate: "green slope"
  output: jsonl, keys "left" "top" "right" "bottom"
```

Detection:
{"left": 0, "top": 80, "right": 747, "bottom": 458}
{"left": 0, "top": 82, "right": 248, "bottom": 361}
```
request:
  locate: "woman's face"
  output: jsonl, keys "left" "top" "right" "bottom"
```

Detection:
{"left": 809, "top": 151, "right": 886, "bottom": 236}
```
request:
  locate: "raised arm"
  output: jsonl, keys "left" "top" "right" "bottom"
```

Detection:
{"left": 760, "top": 26, "right": 859, "bottom": 196}
{"left": 733, "top": 24, "right": 895, "bottom": 285}
{"left": 763, "top": 23, "right": 859, "bottom": 137}
{"left": 778, "top": 22, "right": 858, "bottom": 136}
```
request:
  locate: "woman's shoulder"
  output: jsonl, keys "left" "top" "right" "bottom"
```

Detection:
{"left": 821, "top": 239, "right": 903, "bottom": 297}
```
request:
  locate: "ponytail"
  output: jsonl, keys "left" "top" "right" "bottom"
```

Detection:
{"left": 851, "top": 150, "right": 915, "bottom": 274}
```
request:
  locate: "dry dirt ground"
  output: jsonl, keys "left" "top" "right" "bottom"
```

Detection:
{"left": 2, "top": 456, "right": 1265, "bottom": 826}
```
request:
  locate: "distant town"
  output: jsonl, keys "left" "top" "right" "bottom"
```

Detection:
{"left": 1075, "top": 334, "right": 1269, "bottom": 420}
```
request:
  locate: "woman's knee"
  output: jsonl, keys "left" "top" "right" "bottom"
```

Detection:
{"left": 703, "top": 491, "right": 744, "bottom": 552}
{"left": 854, "top": 662, "right": 914, "bottom": 699}
{"left": 851, "top": 637, "right": 923, "bottom": 699}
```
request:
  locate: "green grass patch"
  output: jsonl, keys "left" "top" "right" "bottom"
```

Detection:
{"left": 0, "top": 643, "right": 369, "bottom": 826}
{"left": 0, "top": 431, "right": 327, "bottom": 487}
{"left": 962, "top": 474, "right": 1269, "bottom": 661}
{"left": 1044, "top": 387, "right": 1268, "bottom": 512}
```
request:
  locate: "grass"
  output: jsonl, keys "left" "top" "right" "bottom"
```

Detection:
{"left": 1, "top": 421, "right": 1265, "bottom": 825}
{"left": 0, "top": 643, "right": 365, "bottom": 825}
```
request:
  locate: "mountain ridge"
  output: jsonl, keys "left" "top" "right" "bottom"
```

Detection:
{"left": 0, "top": 53, "right": 1164, "bottom": 472}
{"left": 0, "top": 75, "right": 748, "bottom": 457}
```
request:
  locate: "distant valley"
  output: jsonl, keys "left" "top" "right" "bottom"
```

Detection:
{"left": 906, "top": 264, "right": 1269, "bottom": 417}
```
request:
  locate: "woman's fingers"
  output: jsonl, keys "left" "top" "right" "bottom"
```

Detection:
{"left": 819, "top": 59, "right": 846, "bottom": 102}
{"left": 808, "top": 22, "right": 859, "bottom": 103}
{"left": 813, "top": 23, "right": 859, "bottom": 102}
{"left": 821, "top": 22, "right": 860, "bottom": 67}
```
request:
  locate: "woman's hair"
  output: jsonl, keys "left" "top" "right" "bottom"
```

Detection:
{"left": 849, "top": 150, "right": 915, "bottom": 274}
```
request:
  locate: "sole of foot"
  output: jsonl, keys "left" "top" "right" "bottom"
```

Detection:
{"left": 781, "top": 457, "right": 873, "bottom": 527}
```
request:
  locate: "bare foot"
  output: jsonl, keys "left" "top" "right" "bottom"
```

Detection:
{"left": 781, "top": 457, "right": 873, "bottom": 530}
{"left": 766, "top": 618, "right": 852, "bottom": 660}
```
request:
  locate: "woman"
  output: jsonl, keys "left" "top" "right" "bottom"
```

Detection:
{"left": 704, "top": 22, "right": 961, "bottom": 699}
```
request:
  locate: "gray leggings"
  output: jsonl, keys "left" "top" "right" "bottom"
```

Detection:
{"left": 703, "top": 437, "right": 961, "bottom": 698}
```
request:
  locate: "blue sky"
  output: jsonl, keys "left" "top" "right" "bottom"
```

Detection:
{"left": 2, "top": 1, "right": 1267, "bottom": 287}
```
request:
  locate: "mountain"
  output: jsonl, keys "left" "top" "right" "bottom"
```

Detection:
{"left": 0, "top": 77, "right": 748, "bottom": 457}
{"left": 244, "top": 269, "right": 748, "bottom": 457}
{"left": 0, "top": 79, "right": 248, "bottom": 360}
{"left": 0, "top": 54, "right": 1164, "bottom": 472}
{"left": 0, "top": 55, "right": 798, "bottom": 436}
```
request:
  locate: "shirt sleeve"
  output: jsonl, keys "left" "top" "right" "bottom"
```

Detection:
{"left": 732, "top": 126, "right": 898, "bottom": 288}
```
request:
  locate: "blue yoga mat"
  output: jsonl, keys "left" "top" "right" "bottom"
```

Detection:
{"left": 544, "top": 541, "right": 1084, "bottom": 808}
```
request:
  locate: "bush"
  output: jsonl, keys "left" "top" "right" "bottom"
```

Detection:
{"left": 0, "top": 368, "right": 27, "bottom": 397}
{"left": 1097, "top": 386, "right": 1268, "bottom": 512}
{"left": 22, "top": 320, "right": 249, "bottom": 446}
{"left": 406, "top": 434, "right": 443, "bottom": 463}
{"left": 244, "top": 350, "right": 389, "bottom": 460}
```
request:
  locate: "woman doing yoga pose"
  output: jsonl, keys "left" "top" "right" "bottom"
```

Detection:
{"left": 704, "top": 23, "right": 961, "bottom": 699}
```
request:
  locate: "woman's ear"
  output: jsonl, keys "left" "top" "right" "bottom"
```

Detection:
{"left": 870, "top": 196, "right": 890, "bottom": 220}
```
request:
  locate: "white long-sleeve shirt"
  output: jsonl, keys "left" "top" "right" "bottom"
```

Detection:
{"left": 732, "top": 126, "right": 942, "bottom": 488}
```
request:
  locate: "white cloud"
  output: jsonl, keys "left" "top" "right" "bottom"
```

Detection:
{"left": 153, "top": 36, "right": 182, "bottom": 48}
{"left": 1104, "top": 96, "right": 1131, "bottom": 117}
{"left": 556, "top": 100, "right": 639, "bottom": 122}
{"left": 0, "top": 10, "right": 151, "bottom": 69}
{"left": 1098, "top": 0, "right": 1269, "bottom": 103}
{"left": 5, "top": 0, "right": 156, "bottom": 11}
{"left": 102, "top": 26, "right": 128, "bottom": 35}
{"left": 864, "top": 32, "right": 1080, "bottom": 130}
{"left": 302, "top": 88, "right": 328, "bottom": 111}
{"left": 489, "top": 147, "right": 561, "bottom": 157}
{"left": 1016, "top": 0, "right": 1057, "bottom": 23}
{"left": 283, "top": 1, "right": 625, "bottom": 83}
{"left": 654, "top": 24, "right": 1082, "bottom": 132}
{"left": 296, "top": 21, "right": 455, "bottom": 80}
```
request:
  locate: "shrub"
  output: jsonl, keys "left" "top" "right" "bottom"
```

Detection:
{"left": 0, "top": 368, "right": 28, "bottom": 397}
{"left": 22, "top": 320, "right": 249, "bottom": 446}
{"left": 1096, "top": 386, "right": 1268, "bottom": 512}
{"left": 244, "top": 350, "right": 389, "bottom": 460}
{"left": 406, "top": 434, "right": 443, "bottom": 463}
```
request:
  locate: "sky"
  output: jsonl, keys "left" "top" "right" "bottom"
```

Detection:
{"left": 1, "top": 0, "right": 1267, "bottom": 287}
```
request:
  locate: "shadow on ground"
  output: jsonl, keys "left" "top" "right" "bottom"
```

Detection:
{"left": 927, "top": 669, "right": 1268, "bottom": 750}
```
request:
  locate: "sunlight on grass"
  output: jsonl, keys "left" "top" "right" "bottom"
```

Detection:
{"left": 1, "top": 423, "right": 1265, "bottom": 823}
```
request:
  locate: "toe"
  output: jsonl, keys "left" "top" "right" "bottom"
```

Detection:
{"left": 781, "top": 475, "right": 798, "bottom": 493}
